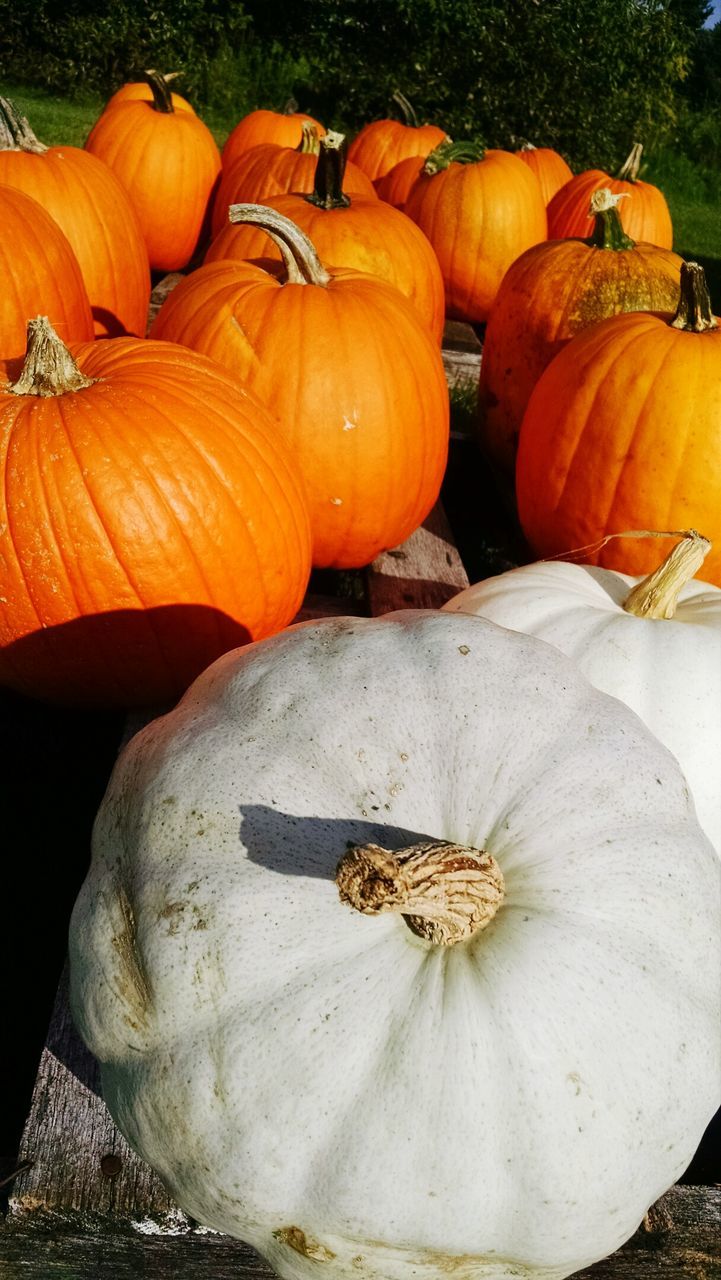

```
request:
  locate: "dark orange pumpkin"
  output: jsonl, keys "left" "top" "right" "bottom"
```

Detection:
{"left": 516, "top": 262, "right": 721, "bottom": 583}
{"left": 479, "top": 189, "right": 682, "bottom": 475}
{"left": 152, "top": 206, "right": 450, "bottom": 570}
{"left": 547, "top": 142, "right": 672, "bottom": 248}
{"left": 374, "top": 154, "right": 426, "bottom": 208}
{"left": 210, "top": 126, "right": 375, "bottom": 238}
{"left": 404, "top": 140, "right": 547, "bottom": 323}
{"left": 85, "top": 70, "right": 221, "bottom": 271}
{"left": 0, "top": 318, "right": 312, "bottom": 707}
{"left": 514, "top": 144, "right": 573, "bottom": 205}
{"left": 0, "top": 184, "right": 94, "bottom": 359}
{"left": 0, "top": 98, "right": 150, "bottom": 339}
{"left": 207, "top": 133, "right": 445, "bottom": 344}
{"left": 222, "top": 106, "right": 326, "bottom": 170}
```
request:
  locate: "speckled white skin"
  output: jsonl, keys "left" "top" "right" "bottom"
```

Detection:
{"left": 444, "top": 561, "right": 721, "bottom": 856}
{"left": 69, "top": 611, "right": 720, "bottom": 1280}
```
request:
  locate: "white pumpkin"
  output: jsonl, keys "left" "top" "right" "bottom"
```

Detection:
{"left": 69, "top": 611, "right": 720, "bottom": 1280}
{"left": 444, "top": 531, "right": 721, "bottom": 855}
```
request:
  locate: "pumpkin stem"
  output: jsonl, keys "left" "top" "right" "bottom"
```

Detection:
{"left": 142, "top": 69, "right": 175, "bottom": 114}
{"left": 623, "top": 530, "right": 711, "bottom": 620}
{"left": 424, "top": 138, "right": 484, "bottom": 174}
{"left": 392, "top": 89, "right": 419, "bottom": 127}
{"left": 297, "top": 121, "right": 321, "bottom": 155}
{"left": 336, "top": 840, "right": 505, "bottom": 946}
{"left": 670, "top": 261, "right": 718, "bottom": 333}
{"left": 0, "top": 97, "right": 48, "bottom": 154}
{"left": 616, "top": 141, "right": 643, "bottom": 182}
{"left": 228, "top": 204, "right": 331, "bottom": 287}
{"left": 306, "top": 131, "right": 351, "bottom": 210}
{"left": 9, "top": 316, "right": 97, "bottom": 398}
{"left": 587, "top": 188, "right": 635, "bottom": 250}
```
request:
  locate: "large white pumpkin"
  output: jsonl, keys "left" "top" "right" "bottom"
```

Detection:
{"left": 69, "top": 611, "right": 720, "bottom": 1280}
{"left": 444, "top": 533, "right": 721, "bottom": 855}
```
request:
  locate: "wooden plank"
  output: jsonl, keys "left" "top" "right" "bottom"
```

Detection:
{"left": 146, "top": 273, "right": 184, "bottom": 334}
{"left": 442, "top": 319, "right": 482, "bottom": 389}
{"left": 366, "top": 501, "right": 469, "bottom": 613}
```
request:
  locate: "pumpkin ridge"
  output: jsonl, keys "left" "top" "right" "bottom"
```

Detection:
{"left": 2, "top": 401, "right": 47, "bottom": 632}
{"left": 651, "top": 338, "right": 706, "bottom": 542}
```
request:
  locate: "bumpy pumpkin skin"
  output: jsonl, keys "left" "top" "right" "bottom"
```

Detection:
{"left": 0, "top": 337, "right": 312, "bottom": 707}
{"left": 514, "top": 146, "right": 573, "bottom": 205}
{"left": 0, "top": 184, "right": 94, "bottom": 359}
{"left": 516, "top": 308, "right": 721, "bottom": 585}
{"left": 444, "top": 557, "right": 721, "bottom": 853}
{"left": 348, "top": 119, "right": 447, "bottom": 182}
{"left": 0, "top": 140, "right": 150, "bottom": 338}
{"left": 207, "top": 193, "right": 446, "bottom": 344}
{"left": 151, "top": 247, "right": 449, "bottom": 570}
{"left": 405, "top": 151, "right": 547, "bottom": 323}
{"left": 211, "top": 146, "right": 376, "bottom": 238}
{"left": 85, "top": 99, "right": 221, "bottom": 272}
{"left": 478, "top": 230, "right": 682, "bottom": 474}
{"left": 69, "top": 610, "right": 720, "bottom": 1280}
{"left": 547, "top": 168, "right": 672, "bottom": 248}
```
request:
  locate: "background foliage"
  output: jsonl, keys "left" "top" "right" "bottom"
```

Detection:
{"left": 0, "top": 0, "right": 718, "bottom": 173}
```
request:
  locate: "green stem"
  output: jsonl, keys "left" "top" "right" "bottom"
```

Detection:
{"left": 670, "top": 262, "right": 717, "bottom": 333}
{"left": 424, "top": 138, "right": 485, "bottom": 174}
{"left": 0, "top": 97, "right": 47, "bottom": 154}
{"left": 616, "top": 141, "right": 643, "bottom": 182}
{"left": 227, "top": 204, "right": 331, "bottom": 287}
{"left": 306, "top": 131, "right": 351, "bottom": 210}
{"left": 586, "top": 188, "right": 635, "bottom": 251}
{"left": 142, "top": 69, "right": 174, "bottom": 114}
{"left": 392, "top": 90, "right": 419, "bottom": 127}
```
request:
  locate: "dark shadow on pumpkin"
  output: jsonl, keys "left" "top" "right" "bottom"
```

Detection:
{"left": 238, "top": 802, "right": 441, "bottom": 881}
{"left": 0, "top": 604, "right": 252, "bottom": 711}
{"left": 90, "top": 305, "right": 135, "bottom": 339}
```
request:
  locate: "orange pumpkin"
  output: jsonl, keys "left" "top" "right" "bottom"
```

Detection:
{"left": 222, "top": 106, "right": 326, "bottom": 170}
{"left": 207, "top": 132, "right": 445, "bottom": 344}
{"left": 404, "top": 140, "right": 547, "bottom": 323}
{"left": 0, "top": 184, "right": 94, "bottom": 359}
{"left": 210, "top": 125, "right": 375, "bottom": 238}
{"left": 152, "top": 206, "right": 449, "bottom": 570}
{"left": 348, "top": 104, "right": 448, "bottom": 183}
{"left": 0, "top": 318, "right": 312, "bottom": 707}
{"left": 0, "top": 97, "right": 150, "bottom": 339}
{"left": 374, "top": 154, "right": 426, "bottom": 209}
{"left": 547, "top": 142, "right": 672, "bottom": 248}
{"left": 514, "top": 144, "right": 573, "bottom": 205}
{"left": 516, "top": 262, "right": 721, "bottom": 583}
{"left": 479, "top": 189, "right": 682, "bottom": 475}
{"left": 103, "top": 72, "right": 195, "bottom": 114}
{"left": 85, "top": 70, "right": 221, "bottom": 271}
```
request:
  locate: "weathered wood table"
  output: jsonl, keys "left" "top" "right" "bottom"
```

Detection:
{"left": 0, "top": 315, "right": 718, "bottom": 1278}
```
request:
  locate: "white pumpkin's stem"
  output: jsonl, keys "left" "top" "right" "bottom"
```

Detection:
{"left": 336, "top": 840, "right": 505, "bottom": 945}
{"left": 9, "top": 317, "right": 97, "bottom": 398}
{"left": 227, "top": 204, "right": 331, "bottom": 287}
{"left": 623, "top": 530, "right": 711, "bottom": 619}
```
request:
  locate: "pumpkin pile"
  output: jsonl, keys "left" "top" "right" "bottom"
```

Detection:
{"left": 4, "top": 84, "right": 720, "bottom": 1280}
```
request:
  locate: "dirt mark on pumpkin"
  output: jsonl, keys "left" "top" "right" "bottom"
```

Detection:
{"left": 111, "top": 883, "right": 152, "bottom": 1023}
{"left": 273, "top": 1227, "right": 336, "bottom": 1262}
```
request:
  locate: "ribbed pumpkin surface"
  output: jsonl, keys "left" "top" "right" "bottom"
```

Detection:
{"left": 85, "top": 101, "right": 221, "bottom": 271}
{"left": 222, "top": 110, "right": 326, "bottom": 169}
{"left": 0, "top": 145, "right": 150, "bottom": 338}
{"left": 207, "top": 192, "right": 445, "bottom": 344}
{"left": 547, "top": 169, "right": 672, "bottom": 247}
{"left": 151, "top": 250, "right": 449, "bottom": 569}
{"left": 514, "top": 146, "right": 573, "bottom": 205}
{"left": 0, "top": 184, "right": 93, "bottom": 358}
{"left": 0, "top": 337, "right": 312, "bottom": 706}
{"left": 348, "top": 120, "right": 447, "bottom": 182}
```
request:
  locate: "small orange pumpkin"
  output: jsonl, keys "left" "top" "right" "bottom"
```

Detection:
{"left": 404, "top": 140, "right": 547, "bottom": 323}
{"left": 207, "top": 132, "right": 445, "bottom": 343}
{"left": 516, "top": 262, "right": 721, "bottom": 584}
{"left": 0, "top": 318, "right": 312, "bottom": 707}
{"left": 103, "top": 71, "right": 195, "bottom": 115}
{"left": 479, "top": 189, "right": 682, "bottom": 474}
{"left": 547, "top": 142, "right": 672, "bottom": 248}
{"left": 85, "top": 70, "right": 221, "bottom": 271}
{"left": 152, "top": 206, "right": 449, "bottom": 570}
{"left": 348, "top": 94, "right": 448, "bottom": 184}
{"left": 222, "top": 106, "right": 326, "bottom": 170}
{"left": 514, "top": 144, "right": 573, "bottom": 205}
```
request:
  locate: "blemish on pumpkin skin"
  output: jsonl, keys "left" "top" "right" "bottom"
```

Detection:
{"left": 111, "top": 884, "right": 151, "bottom": 1021}
{"left": 273, "top": 1227, "right": 336, "bottom": 1262}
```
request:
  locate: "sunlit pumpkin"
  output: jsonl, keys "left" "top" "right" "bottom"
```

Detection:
{"left": 514, "top": 144, "right": 573, "bottom": 205}
{"left": 547, "top": 142, "right": 672, "bottom": 248}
